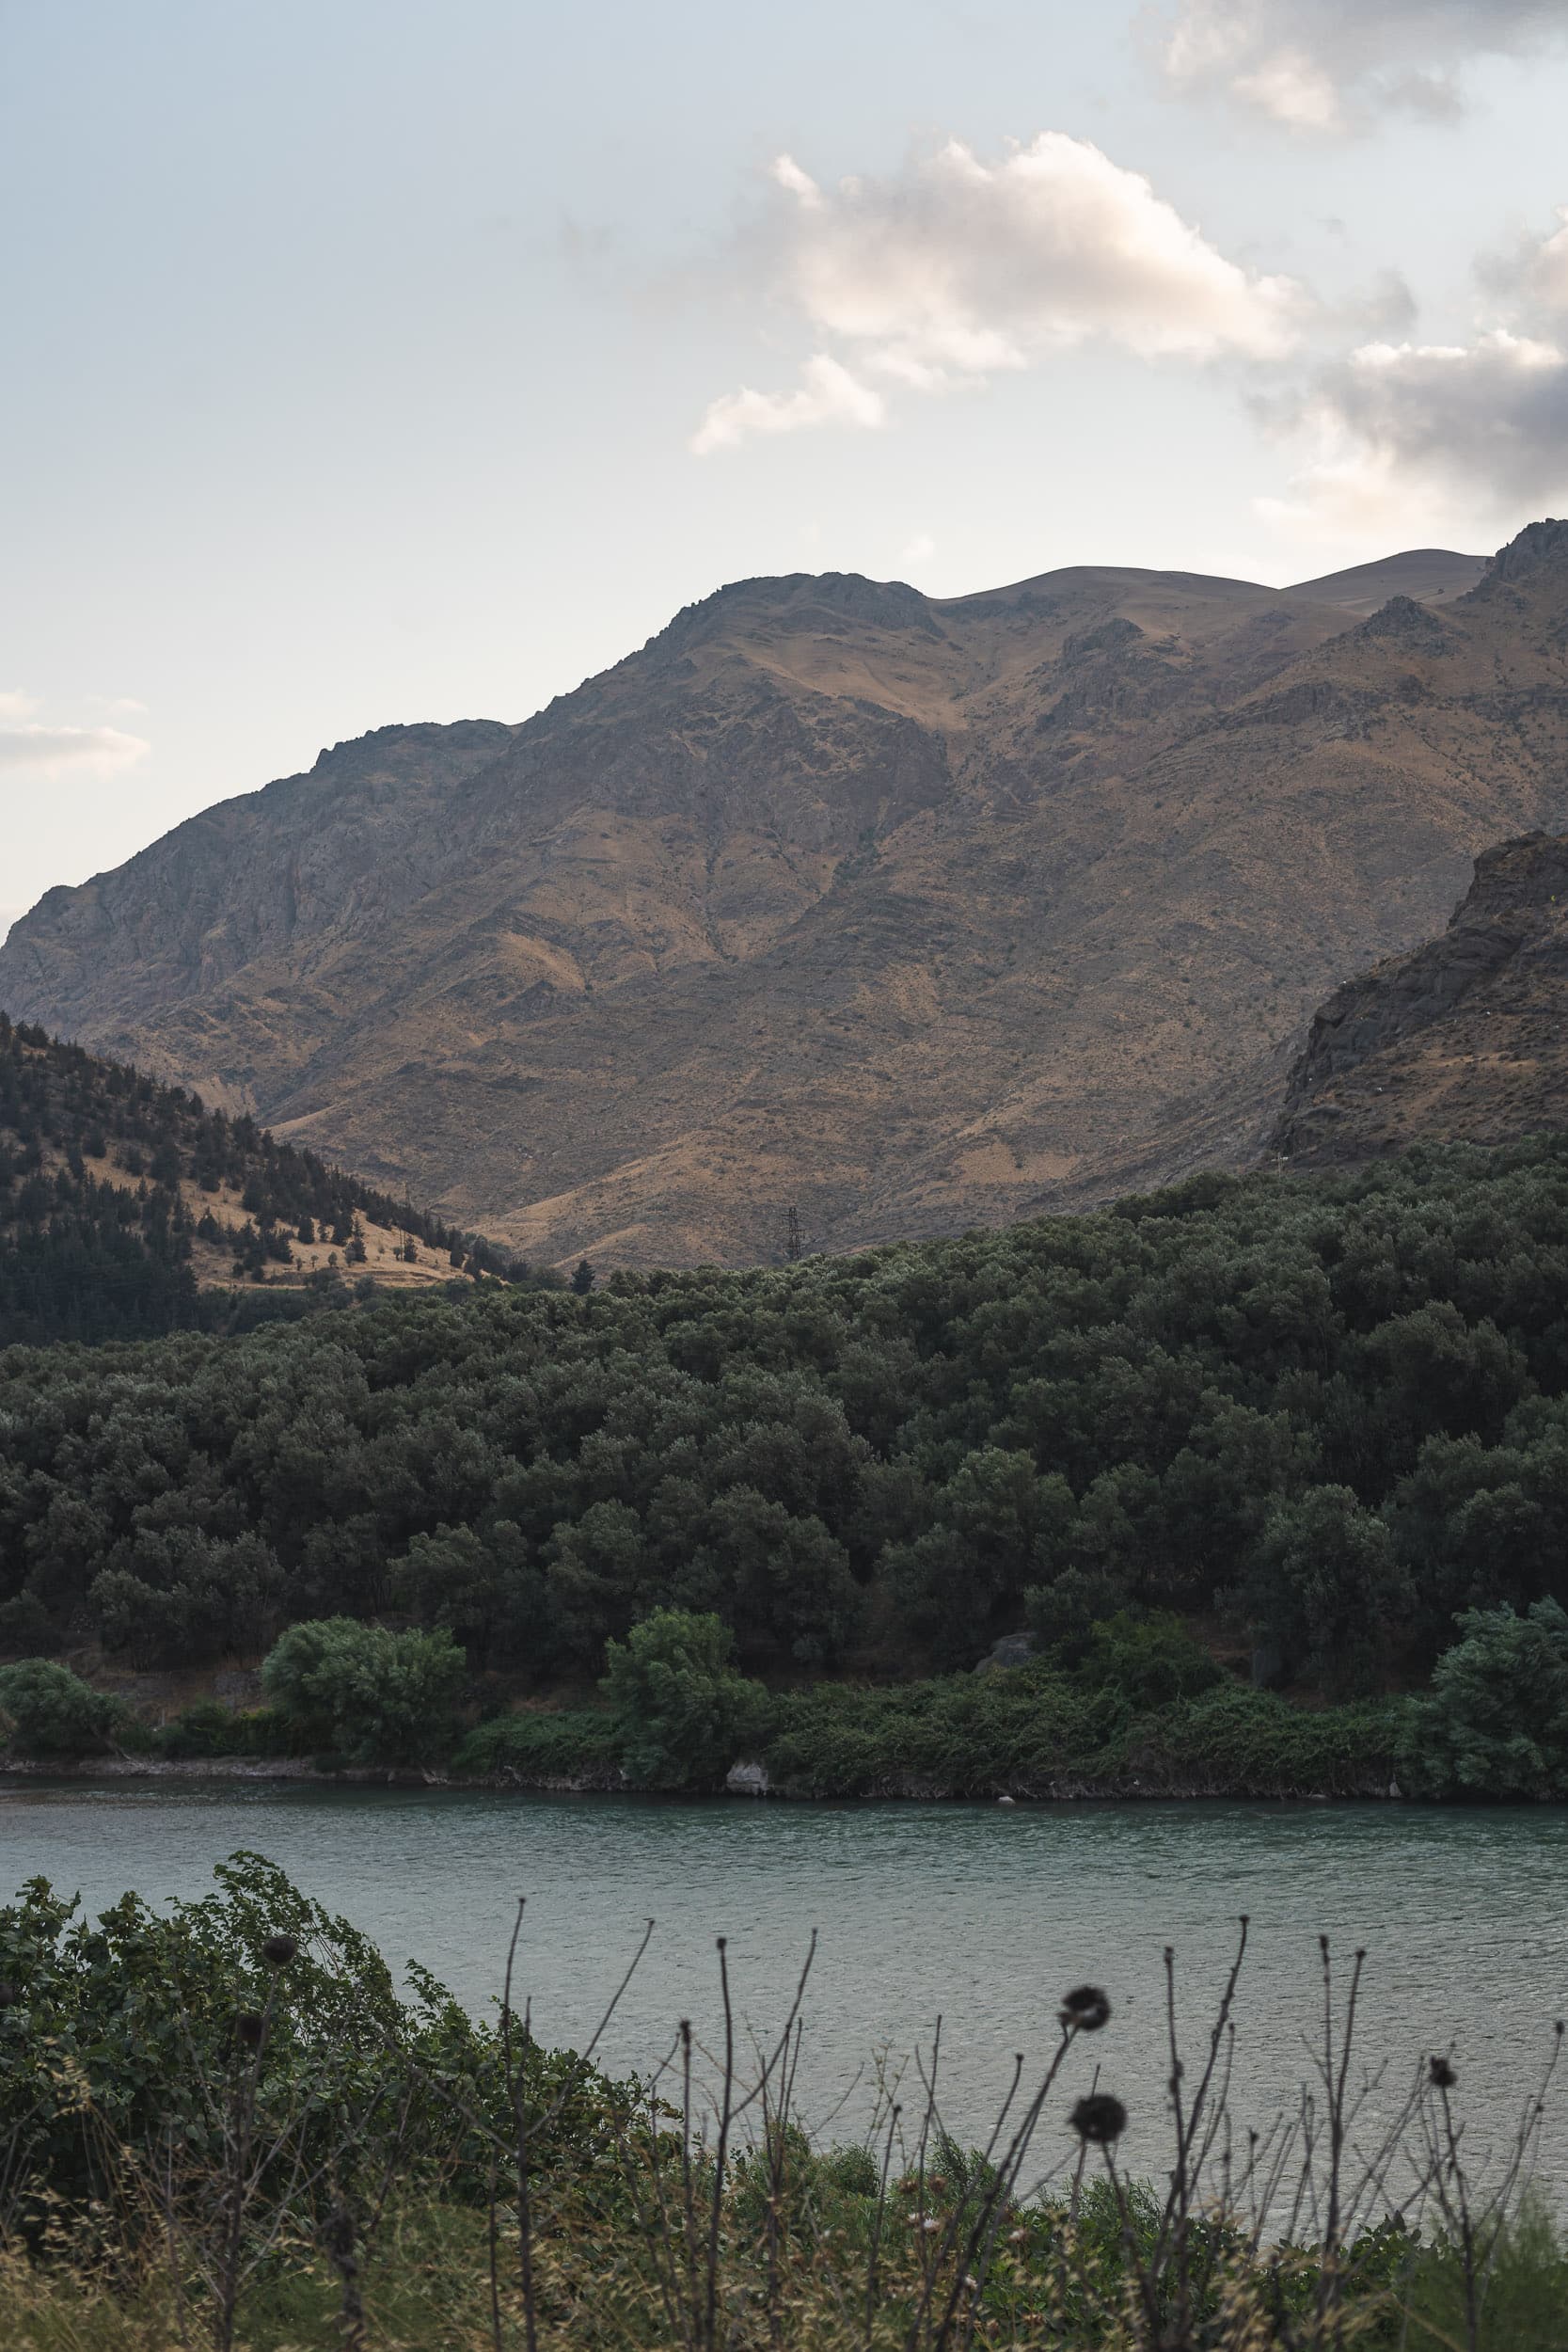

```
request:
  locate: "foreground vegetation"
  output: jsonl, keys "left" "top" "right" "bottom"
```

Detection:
{"left": 2, "top": 1852, "right": 1564, "bottom": 2350}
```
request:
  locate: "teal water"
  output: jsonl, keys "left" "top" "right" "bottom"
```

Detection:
{"left": 5, "top": 1779, "right": 1566, "bottom": 2194}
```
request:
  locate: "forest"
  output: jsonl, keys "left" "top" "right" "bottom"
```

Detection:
{"left": 0, "top": 1013, "right": 542, "bottom": 1344}
{"left": 6, "top": 1125, "right": 1568, "bottom": 1706}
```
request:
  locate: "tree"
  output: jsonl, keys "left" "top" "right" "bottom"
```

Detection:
{"left": 572, "top": 1259, "right": 595, "bottom": 1295}
{"left": 0, "top": 1659, "right": 124, "bottom": 1755}
{"left": 261, "top": 1617, "right": 466, "bottom": 1764}
{"left": 1237, "top": 1486, "right": 1411, "bottom": 1690}
{"left": 600, "top": 1608, "right": 773, "bottom": 1789}
{"left": 1400, "top": 1600, "right": 1568, "bottom": 1798}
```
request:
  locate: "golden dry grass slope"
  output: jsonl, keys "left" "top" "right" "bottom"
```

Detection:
{"left": 2, "top": 526, "right": 1566, "bottom": 1267}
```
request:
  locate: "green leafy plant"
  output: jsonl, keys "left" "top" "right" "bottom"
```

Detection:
{"left": 261, "top": 1617, "right": 467, "bottom": 1765}
{"left": 0, "top": 1657, "right": 124, "bottom": 1756}
{"left": 600, "top": 1607, "right": 774, "bottom": 1788}
{"left": 1400, "top": 1599, "right": 1568, "bottom": 1798}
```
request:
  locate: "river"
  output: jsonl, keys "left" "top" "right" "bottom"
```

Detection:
{"left": 6, "top": 1778, "right": 1567, "bottom": 2203}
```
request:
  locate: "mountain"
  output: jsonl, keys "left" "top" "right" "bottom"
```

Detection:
{"left": 1281, "top": 548, "right": 1488, "bottom": 614}
{"left": 4, "top": 521, "right": 1567, "bottom": 1269}
{"left": 1274, "top": 826, "right": 1568, "bottom": 1168}
{"left": 0, "top": 1015, "right": 538, "bottom": 1344}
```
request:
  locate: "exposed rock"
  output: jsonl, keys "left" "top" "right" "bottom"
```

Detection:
{"left": 7, "top": 526, "right": 1568, "bottom": 1269}
{"left": 725, "top": 1759, "right": 770, "bottom": 1797}
{"left": 974, "top": 1633, "right": 1037, "bottom": 1674}
{"left": 1273, "top": 827, "right": 1568, "bottom": 1167}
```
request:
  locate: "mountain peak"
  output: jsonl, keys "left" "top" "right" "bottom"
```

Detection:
{"left": 650, "top": 570, "right": 939, "bottom": 658}
{"left": 1481, "top": 516, "right": 1568, "bottom": 588}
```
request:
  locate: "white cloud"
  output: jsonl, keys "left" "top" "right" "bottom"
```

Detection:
{"left": 693, "top": 133, "right": 1303, "bottom": 450}
{"left": 1258, "top": 328, "right": 1568, "bottom": 540}
{"left": 0, "top": 723, "right": 150, "bottom": 777}
{"left": 1155, "top": 0, "right": 1567, "bottom": 132}
{"left": 0, "top": 690, "right": 39, "bottom": 722}
{"left": 692, "top": 353, "right": 888, "bottom": 453}
{"left": 901, "top": 532, "right": 937, "bottom": 567}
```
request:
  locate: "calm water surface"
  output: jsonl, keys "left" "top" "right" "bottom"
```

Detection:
{"left": 5, "top": 1781, "right": 1567, "bottom": 2190}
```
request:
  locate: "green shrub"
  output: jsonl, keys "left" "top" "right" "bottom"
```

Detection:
{"left": 1074, "top": 1611, "right": 1223, "bottom": 1708}
{"left": 155, "top": 1700, "right": 293, "bottom": 1759}
{"left": 261, "top": 1618, "right": 467, "bottom": 1765}
{"left": 1399, "top": 1600, "right": 1568, "bottom": 1799}
{"left": 762, "top": 1666, "right": 1127, "bottom": 1797}
{"left": 0, "top": 1658, "right": 124, "bottom": 1756}
{"left": 452, "top": 1708, "right": 618, "bottom": 1780}
{"left": 1131, "top": 1682, "right": 1404, "bottom": 1794}
{"left": 601, "top": 1608, "right": 774, "bottom": 1788}
{"left": 0, "top": 1851, "right": 629, "bottom": 2233}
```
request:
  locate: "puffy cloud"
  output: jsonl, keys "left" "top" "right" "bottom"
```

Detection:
{"left": 0, "top": 723, "right": 150, "bottom": 776}
{"left": 0, "top": 690, "right": 39, "bottom": 722}
{"left": 692, "top": 354, "right": 887, "bottom": 454}
{"left": 693, "top": 133, "right": 1302, "bottom": 450}
{"left": 1155, "top": 0, "right": 1565, "bottom": 131}
{"left": 1258, "top": 329, "right": 1568, "bottom": 538}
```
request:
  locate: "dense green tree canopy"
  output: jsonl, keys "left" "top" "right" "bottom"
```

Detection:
{"left": 8, "top": 1136, "right": 1568, "bottom": 1689}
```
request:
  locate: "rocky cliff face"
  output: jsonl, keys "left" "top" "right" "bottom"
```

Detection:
{"left": 1274, "top": 818, "right": 1568, "bottom": 1166}
{"left": 4, "top": 526, "right": 1568, "bottom": 1266}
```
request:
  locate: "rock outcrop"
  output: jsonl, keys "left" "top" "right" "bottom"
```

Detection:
{"left": 1275, "top": 826, "right": 1568, "bottom": 1166}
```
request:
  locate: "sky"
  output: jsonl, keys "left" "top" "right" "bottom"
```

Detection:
{"left": 4, "top": 0, "right": 1568, "bottom": 935}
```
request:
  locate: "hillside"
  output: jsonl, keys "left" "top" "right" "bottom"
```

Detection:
{"left": 1274, "top": 828, "right": 1568, "bottom": 1167}
{"left": 0, "top": 1016, "right": 538, "bottom": 1344}
{"left": 6, "top": 524, "right": 1568, "bottom": 1269}
{"left": 1280, "top": 548, "right": 1488, "bottom": 615}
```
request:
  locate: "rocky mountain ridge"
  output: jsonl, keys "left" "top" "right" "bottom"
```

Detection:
{"left": 4, "top": 523, "right": 1568, "bottom": 1265}
{"left": 1275, "top": 817, "right": 1568, "bottom": 1167}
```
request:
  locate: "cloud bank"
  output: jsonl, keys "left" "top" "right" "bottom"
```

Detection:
{"left": 692, "top": 134, "right": 1302, "bottom": 451}
{"left": 1260, "top": 205, "right": 1568, "bottom": 535}
{"left": 0, "top": 723, "right": 150, "bottom": 777}
{"left": 1156, "top": 0, "right": 1567, "bottom": 132}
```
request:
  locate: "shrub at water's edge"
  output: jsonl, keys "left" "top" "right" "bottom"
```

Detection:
{"left": 0, "top": 1620, "right": 1425, "bottom": 1799}
{"left": 36, "top": 1599, "right": 1568, "bottom": 1800}
{"left": 1398, "top": 1598, "right": 1568, "bottom": 1798}
{"left": 600, "top": 1606, "right": 775, "bottom": 1788}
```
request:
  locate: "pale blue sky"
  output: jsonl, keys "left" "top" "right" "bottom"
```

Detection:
{"left": 5, "top": 0, "right": 1568, "bottom": 930}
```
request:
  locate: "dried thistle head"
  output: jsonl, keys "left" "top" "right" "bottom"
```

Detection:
{"left": 1070, "top": 2092, "right": 1127, "bottom": 2145}
{"left": 261, "top": 1932, "right": 297, "bottom": 1967}
{"left": 235, "top": 2010, "right": 267, "bottom": 2050}
{"left": 1429, "top": 2056, "right": 1457, "bottom": 2090}
{"left": 1059, "top": 1985, "right": 1112, "bottom": 2032}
